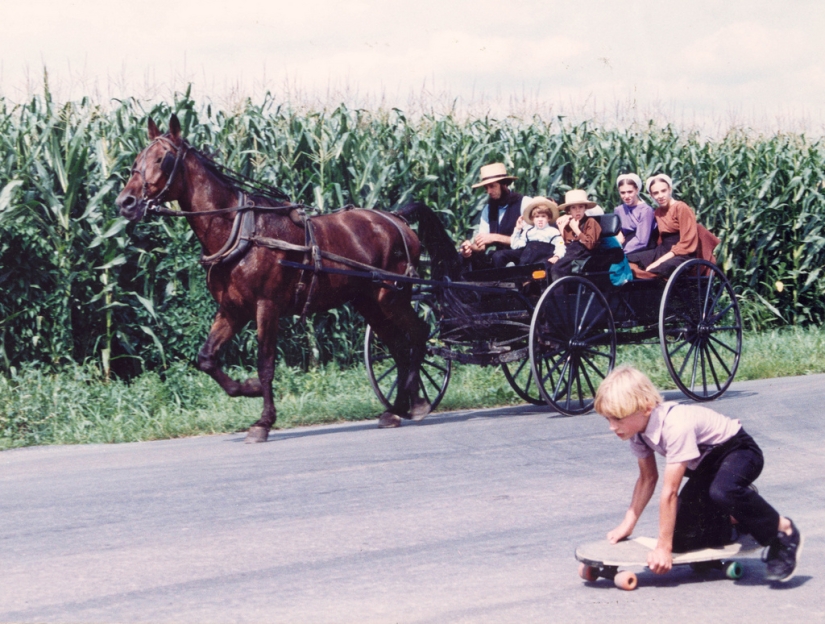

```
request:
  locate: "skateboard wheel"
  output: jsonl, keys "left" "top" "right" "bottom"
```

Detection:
{"left": 725, "top": 561, "right": 743, "bottom": 580}
{"left": 579, "top": 563, "right": 599, "bottom": 582}
{"left": 614, "top": 570, "right": 637, "bottom": 591}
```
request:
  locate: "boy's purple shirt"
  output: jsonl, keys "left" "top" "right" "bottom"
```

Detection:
{"left": 614, "top": 202, "right": 655, "bottom": 254}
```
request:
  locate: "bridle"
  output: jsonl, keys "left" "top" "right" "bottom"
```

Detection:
{"left": 133, "top": 135, "right": 190, "bottom": 213}
{"left": 131, "top": 135, "right": 303, "bottom": 218}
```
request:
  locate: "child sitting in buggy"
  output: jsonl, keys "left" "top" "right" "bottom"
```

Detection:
{"left": 492, "top": 197, "right": 566, "bottom": 268}
{"left": 549, "top": 189, "right": 603, "bottom": 281}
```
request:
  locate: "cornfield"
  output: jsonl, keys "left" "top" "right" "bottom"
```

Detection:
{"left": 2, "top": 87, "right": 824, "bottom": 378}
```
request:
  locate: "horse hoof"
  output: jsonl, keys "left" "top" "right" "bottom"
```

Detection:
{"left": 245, "top": 426, "right": 269, "bottom": 443}
{"left": 410, "top": 399, "right": 432, "bottom": 421}
{"left": 377, "top": 412, "right": 402, "bottom": 428}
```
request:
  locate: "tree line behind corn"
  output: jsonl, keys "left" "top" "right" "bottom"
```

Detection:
{"left": 1, "top": 86, "right": 823, "bottom": 380}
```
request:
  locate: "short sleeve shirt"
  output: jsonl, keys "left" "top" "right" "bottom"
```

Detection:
{"left": 628, "top": 402, "right": 742, "bottom": 470}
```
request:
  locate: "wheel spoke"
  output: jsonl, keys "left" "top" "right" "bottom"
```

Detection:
{"left": 689, "top": 340, "right": 701, "bottom": 392}
{"left": 581, "top": 352, "right": 609, "bottom": 381}
{"left": 706, "top": 339, "right": 734, "bottom": 377}
{"left": 701, "top": 344, "right": 723, "bottom": 392}
{"left": 668, "top": 338, "right": 691, "bottom": 359}
{"left": 420, "top": 366, "right": 441, "bottom": 389}
{"left": 701, "top": 273, "right": 716, "bottom": 322}
{"left": 677, "top": 339, "right": 699, "bottom": 379}
{"left": 578, "top": 358, "right": 599, "bottom": 397}
{"left": 422, "top": 359, "right": 448, "bottom": 374}
{"left": 375, "top": 364, "right": 398, "bottom": 384}
{"left": 418, "top": 377, "right": 432, "bottom": 403}
{"left": 707, "top": 300, "right": 735, "bottom": 325}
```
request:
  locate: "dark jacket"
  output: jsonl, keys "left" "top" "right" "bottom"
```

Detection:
{"left": 487, "top": 190, "right": 524, "bottom": 250}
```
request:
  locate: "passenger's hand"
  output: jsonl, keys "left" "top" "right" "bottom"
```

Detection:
{"left": 647, "top": 547, "right": 673, "bottom": 574}
{"left": 515, "top": 216, "right": 524, "bottom": 230}
{"left": 548, "top": 256, "right": 560, "bottom": 264}
{"left": 556, "top": 215, "right": 571, "bottom": 231}
{"left": 616, "top": 231, "right": 625, "bottom": 245}
{"left": 459, "top": 240, "right": 473, "bottom": 258}
{"left": 474, "top": 233, "right": 497, "bottom": 247}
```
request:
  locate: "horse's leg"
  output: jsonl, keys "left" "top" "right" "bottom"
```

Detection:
{"left": 357, "top": 290, "right": 430, "bottom": 424}
{"left": 357, "top": 303, "right": 413, "bottom": 428}
{"left": 197, "top": 309, "right": 263, "bottom": 398}
{"left": 393, "top": 299, "right": 430, "bottom": 421}
{"left": 245, "top": 302, "right": 279, "bottom": 444}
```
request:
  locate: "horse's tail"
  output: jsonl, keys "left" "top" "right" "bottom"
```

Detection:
{"left": 397, "top": 202, "right": 464, "bottom": 281}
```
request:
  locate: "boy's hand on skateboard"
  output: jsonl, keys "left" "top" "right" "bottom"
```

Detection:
{"left": 607, "top": 521, "right": 634, "bottom": 544}
{"left": 647, "top": 547, "right": 673, "bottom": 574}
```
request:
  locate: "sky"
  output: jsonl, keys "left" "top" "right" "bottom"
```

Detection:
{"left": 2, "top": 0, "right": 824, "bottom": 130}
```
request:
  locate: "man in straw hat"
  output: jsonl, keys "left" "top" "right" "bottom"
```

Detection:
{"left": 459, "top": 163, "right": 532, "bottom": 269}
{"left": 492, "top": 196, "right": 565, "bottom": 268}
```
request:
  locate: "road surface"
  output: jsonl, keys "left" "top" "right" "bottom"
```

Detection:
{"left": 1, "top": 374, "right": 823, "bottom": 622}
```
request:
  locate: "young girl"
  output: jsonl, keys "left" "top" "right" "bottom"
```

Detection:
{"left": 594, "top": 365, "right": 802, "bottom": 582}
{"left": 632, "top": 174, "right": 698, "bottom": 276}
{"left": 492, "top": 197, "right": 565, "bottom": 268}
{"left": 613, "top": 173, "right": 656, "bottom": 263}
{"left": 549, "top": 189, "right": 602, "bottom": 282}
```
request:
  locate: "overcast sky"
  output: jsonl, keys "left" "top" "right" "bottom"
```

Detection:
{"left": 2, "top": 0, "right": 824, "bottom": 129}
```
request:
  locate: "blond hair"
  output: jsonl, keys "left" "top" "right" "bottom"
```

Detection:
{"left": 594, "top": 365, "right": 663, "bottom": 419}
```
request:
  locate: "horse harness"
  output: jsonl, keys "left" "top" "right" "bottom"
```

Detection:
{"left": 140, "top": 137, "right": 418, "bottom": 319}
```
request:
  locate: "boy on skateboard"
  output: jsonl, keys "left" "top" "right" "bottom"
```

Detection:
{"left": 593, "top": 365, "right": 803, "bottom": 582}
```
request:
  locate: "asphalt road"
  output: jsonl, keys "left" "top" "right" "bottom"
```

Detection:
{"left": 1, "top": 374, "right": 823, "bottom": 623}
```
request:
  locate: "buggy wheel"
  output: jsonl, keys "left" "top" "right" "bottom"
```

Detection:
{"left": 659, "top": 259, "right": 742, "bottom": 401}
{"left": 529, "top": 277, "right": 616, "bottom": 416}
{"left": 364, "top": 301, "right": 452, "bottom": 412}
{"left": 502, "top": 357, "right": 544, "bottom": 405}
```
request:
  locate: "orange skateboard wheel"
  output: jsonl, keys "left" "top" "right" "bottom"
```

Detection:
{"left": 614, "top": 570, "right": 638, "bottom": 590}
{"left": 579, "top": 563, "right": 599, "bottom": 582}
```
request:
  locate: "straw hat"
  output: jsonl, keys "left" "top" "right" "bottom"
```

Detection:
{"left": 472, "top": 162, "right": 517, "bottom": 188}
{"left": 558, "top": 189, "right": 598, "bottom": 211}
{"left": 522, "top": 196, "right": 560, "bottom": 226}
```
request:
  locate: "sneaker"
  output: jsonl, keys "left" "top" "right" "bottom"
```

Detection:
{"left": 763, "top": 519, "right": 804, "bottom": 582}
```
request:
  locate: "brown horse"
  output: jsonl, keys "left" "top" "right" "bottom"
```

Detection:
{"left": 116, "top": 114, "right": 429, "bottom": 441}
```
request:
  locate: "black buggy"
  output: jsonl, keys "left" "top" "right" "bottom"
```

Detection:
{"left": 365, "top": 212, "right": 742, "bottom": 417}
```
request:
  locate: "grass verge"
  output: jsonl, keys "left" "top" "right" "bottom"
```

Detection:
{"left": 2, "top": 326, "right": 825, "bottom": 450}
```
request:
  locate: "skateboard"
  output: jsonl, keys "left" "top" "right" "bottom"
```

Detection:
{"left": 575, "top": 535, "right": 762, "bottom": 590}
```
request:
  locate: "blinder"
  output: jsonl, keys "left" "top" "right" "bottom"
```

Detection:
{"left": 161, "top": 151, "right": 176, "bottom": 177}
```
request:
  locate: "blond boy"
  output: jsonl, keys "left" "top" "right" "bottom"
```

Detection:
{"left": 594, "top": 365, "right": 802, "bottom": 582}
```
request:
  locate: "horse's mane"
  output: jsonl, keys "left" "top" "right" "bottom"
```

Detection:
{"left": 397, "top": 202, "right": 464, "bottom": 281}
{"left": 397, "top": 202, "right": 487, "bottom": 326}
{"left": 190, "top": 143, "right": 291, "bottom": 205}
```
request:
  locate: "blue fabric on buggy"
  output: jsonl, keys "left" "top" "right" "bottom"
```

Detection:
{"left": 600, "top": 236, "right": 633, "bottom": 286}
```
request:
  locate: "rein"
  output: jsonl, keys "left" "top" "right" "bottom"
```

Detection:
{"left": 136, "top": 135, "right": 418, "bottom": 316}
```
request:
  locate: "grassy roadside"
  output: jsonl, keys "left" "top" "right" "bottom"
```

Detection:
{"left": 2, "top": 326, "right": 825, "bottom": 450}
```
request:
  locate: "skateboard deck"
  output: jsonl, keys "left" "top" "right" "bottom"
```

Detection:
{"left": 575, "top": 535, "right": 762, "bottom": 590}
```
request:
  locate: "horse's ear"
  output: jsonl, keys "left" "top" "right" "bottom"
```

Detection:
{"left": 169, "top": 114, "right": 182, "bottom": 142}
{"left": 148, "top": 118, "right": 161, "bottom": 140}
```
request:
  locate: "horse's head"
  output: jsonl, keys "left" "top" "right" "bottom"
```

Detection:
{"left": 116, "top": 114, "right": 187, "bottom": 222}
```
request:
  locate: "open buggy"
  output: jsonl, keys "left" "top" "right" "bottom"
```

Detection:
{"left": 365, "top": 206, "right": 742, "bottom": 417}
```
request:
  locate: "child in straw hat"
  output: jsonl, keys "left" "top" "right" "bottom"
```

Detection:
{"left": 549, "top": 189, "right": 602, "bottom": 281}
{"left": 492, "top": 197, "right": 565, "bottom": 268}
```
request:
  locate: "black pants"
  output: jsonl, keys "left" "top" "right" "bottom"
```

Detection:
{"left": 631, "top": 233, "right": 693, "bottom": 277}
{"left": 672, "top": 429, "right": 780, "bottom": 552}
{"left": 550, "top": 241, "right": 591, "bottom": 282}
{"left": 492, "top": 241, "right": 557, "bottom": 268}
